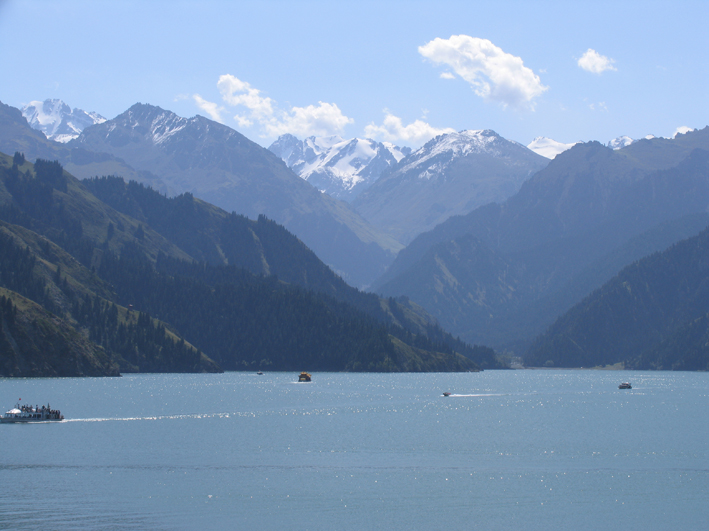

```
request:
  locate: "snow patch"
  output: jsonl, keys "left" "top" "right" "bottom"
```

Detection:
{"left": 527, "top": 137, "right": 578, "bottom": 159}
{"left": 606, "top": 135, "right": 635, "bottom": 150}
{"left": 398, "top": 130, "right": 502, "bottom": 176}
{"left": 22, "top": 99, "right": 105, "bottom": 142}
{"left": 269, "top": 134, "right": 409, "bottom": 199}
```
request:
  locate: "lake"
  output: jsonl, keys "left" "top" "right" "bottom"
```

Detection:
{"left": 1, "top": 370, "right": 707, "bottom": 530}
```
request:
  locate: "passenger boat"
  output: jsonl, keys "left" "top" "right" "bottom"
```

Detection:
{"left": 442, "top": 392, "right": 451, "bottom": 397}
{"left": 298, "top": 372, "right": 312, "bottom": 382}
{"left": 1, "top": 403, "right": 64, "bottom": 423}
{"left": 618, "top": 382, "right": 632, "bottom": 389}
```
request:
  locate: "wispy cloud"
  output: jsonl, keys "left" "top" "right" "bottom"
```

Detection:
{"left": 418, "top": 35, "right": 547, "bottom": 110}
{"left": 364, "top": 110, "right": 455, "bottom": 145}
{"left": 262, "top": 101, "right": 354, "bottom": 138}
{"left": 192, "top": 94, "right": 225, "bottom": 123}
{"left": 589, "top": 101, "right": 608, "bottom": 112}
{"left": 578, "top": 49, "right": 617, "bottom": 74}
{"left": 195, "top": 74, "right": 353, "bottom": 138}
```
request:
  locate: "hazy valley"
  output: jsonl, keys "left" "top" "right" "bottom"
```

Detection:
{"left": 1, "top": 98, "right": 707, "bottom": 376}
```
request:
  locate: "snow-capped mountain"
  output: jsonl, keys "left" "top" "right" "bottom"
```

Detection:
{"left": 352, "top": 130, "right": 550, "bottom": 244}
{"left": 269, "top": 134, "right": 411, "bottom": 201}
{"left": 66, "top": 103, "right": 402, "bottom": 287}
{"left": 607, "top": 135, "right": 635, "bottom": 150}
{"left": 527, "top": 137, "right": 578, "bottom": 159}
{"left": 22, "top": 99, "right": 105, "bottom": 143}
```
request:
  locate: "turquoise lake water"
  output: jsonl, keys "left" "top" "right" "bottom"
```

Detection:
{"left": 1, "top": 370, "right": 707, "bottom": 530}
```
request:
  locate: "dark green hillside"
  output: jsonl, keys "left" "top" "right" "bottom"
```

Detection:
{"left": 83, "top": 175, "right": 349, "bottom": 296}
{"left": 0, "top": 228, "right": 218, "bottom": 375}
{"left": 0, "top": 154, "right": 487, "bottom": 375}
{"left": 633, "top": 313, "right": 709, "bottom": 371}
{"left": 0, "top": 288, "right": 120, "bottom": 377}
{"left": 525, "top": 226, "right": 709, "bottom": 369}
{"left": 0, "top": 152, "right": 192, "bottom": 266}
{"left": 94, "top": 244, "right": 479, "bottom": 372}
{"left": 82, "top": 175, "right": 500, "bottom": 368}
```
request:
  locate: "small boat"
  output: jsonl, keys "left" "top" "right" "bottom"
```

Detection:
{"left": 256, "top": 371, "right": 264, "bottom": 375}
{"left": 298, "top": 372, "right": 312, "bottom": 382}
{"left": 618, "top": 382, "right": 632, "bottom": 389}
{"left": 442, "top": 392, "right": 451, "bottom": 397}
{"left": 1, "top": 403, "right": 64, "bottom": 423}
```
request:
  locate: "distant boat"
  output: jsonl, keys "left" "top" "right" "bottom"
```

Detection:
{"left": 256, "top": 371, "right": 264, "bottom": 375}
{"left": 298, "top": 372, "right": 312, "bottom": 382}
{"left": 442, "top": 392, "right": 451, "bottom": 397}
{"left": 618, "top": 382, "right": 632, "bottom": 389}
{"left": 1, "top": 403, "right": 64, "bottom": 423}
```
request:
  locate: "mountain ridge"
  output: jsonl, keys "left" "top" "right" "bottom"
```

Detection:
{"left": 22, "top": 99, "right": 106, "bottom": 143}
{"left": 373, "top": 130, "right": 709, "bottom": 355}
{"left": 269, "top": 134, "right": 410, "bottom": 201}
{"left": 352, "top": 129, "right": 549, "bottom": 245}
{"left": 0, "top": 100, "right": 402, "bottom": 287}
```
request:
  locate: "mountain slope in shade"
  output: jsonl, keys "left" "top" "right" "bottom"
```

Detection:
{"left": 527, "top": 137, "right": 578, "bottom": 159}
{"left": 22, "top": 99, "right": 106, "bottom": 143}
{"left": 525, "top": 224, "right": 709, "bottom": 370}
{"left": 63, "top": 103, "right": 401, "bottom": 287}
{"left": 0, "top": 153, "right": 490, "bottom": 374}
{"left": 352, "top": 129, "right": 549, "bottom": 245}
{"left": 269, "top": 134, "right": 410, "bottom": 201}
{"left": 373, "top": 130, "right": 709, "bottom": 351}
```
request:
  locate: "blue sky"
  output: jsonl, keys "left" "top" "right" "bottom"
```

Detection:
{"left": 1, "top": 0, "right": 707, "bottom": 148}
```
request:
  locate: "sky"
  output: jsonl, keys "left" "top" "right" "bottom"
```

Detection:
{"left": 1, "top": 0, "right": 707, "bottom": 149}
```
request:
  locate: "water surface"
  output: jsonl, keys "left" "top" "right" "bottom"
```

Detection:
{"left": 1, "top": 370, "right": 707, "bottom": 530}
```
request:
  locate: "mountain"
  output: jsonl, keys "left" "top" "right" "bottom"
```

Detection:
{"left": 22, "top": 99, "right": 106, "bottom": 143}
{"left": 80, "top": 174, "right": 503, "bottom": 370}
{"left": 268, "top": 134, "right": 410, "bottom": 201}
{"left": 525, "top": 224, "right": 709, "bottom": 370}
{"left": 0, "top": 100, "right": 166, "bottom": 191}
{"left": 67, "top": 103, "right": 402, "bottom": 287}
{"left": 0, "top": 152, "right": 496, "bottom": 375}
{"left": 352, "top": 130, "right": 549, "bottom": 245}
{"left": 527, "top": 137, "right": 578, "bottom": 159}
{"left": 0, "top": 101, "right": 403, "bottom": 287}
{"left": 373, "top": 129, "right": 709, "bottom": 351}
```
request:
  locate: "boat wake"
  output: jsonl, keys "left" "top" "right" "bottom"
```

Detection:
{"left": 445, "top": 393, "right": 506, "bottom": 398}
{"left": 65, "top": 412, "right": 237, "bottom": 423}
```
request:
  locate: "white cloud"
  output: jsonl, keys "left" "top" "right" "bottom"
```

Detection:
{"left": 217, "top": 74, "right": 274, "bottom": 120}
{"left": 192, "top": 94, "right": 225, "bottom": 123}
{"left": 578, "top": 49, "right": 617, "bottom": 74}
{"left": 364, "top": 110, "right": 455, "bottom": 145}
{"left": 262, "top": 102, "right": 354, "bottom": 138}
{"left": 204, "top": 74, "right": 352, "bottom": 138}
{"left": 440, "top": 72, "right": 456, "bottom": 80}
{"left": 418, "top": 35, "right": 547, "bottom": 110}
{"left": 673, "top": 126, "right": 694, "bottom": 138}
